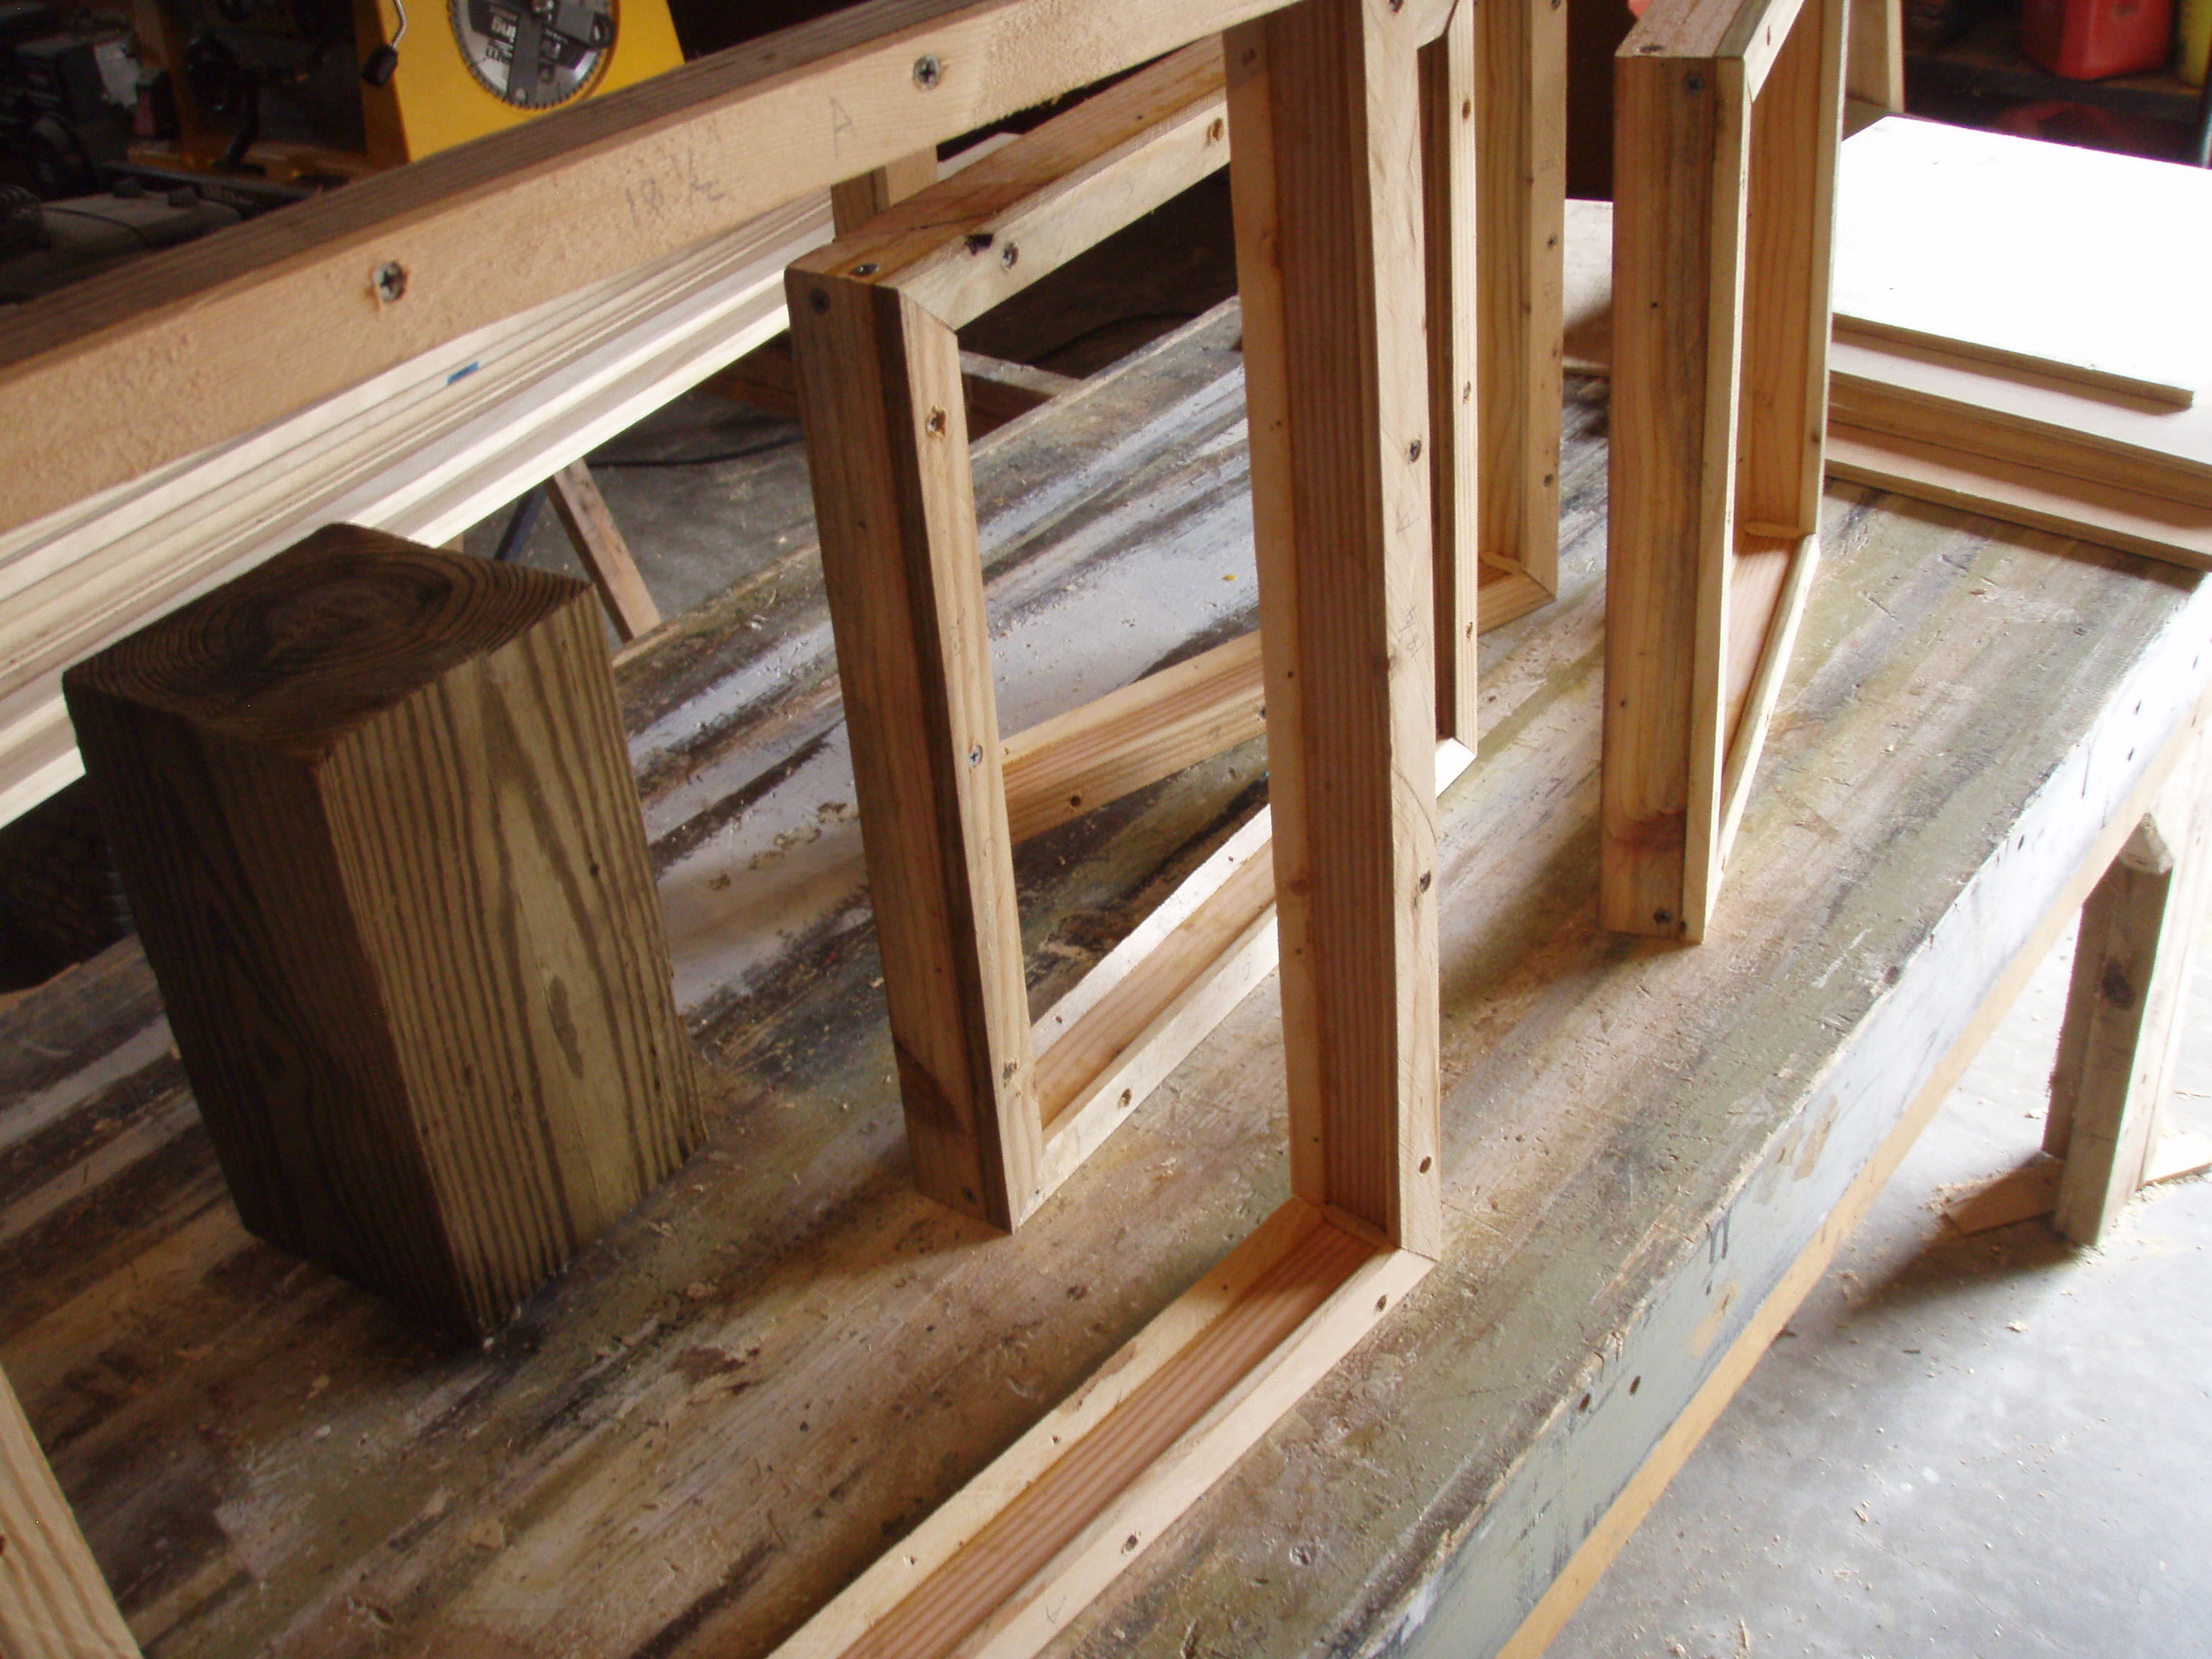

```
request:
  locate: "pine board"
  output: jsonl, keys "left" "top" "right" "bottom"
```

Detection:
{"left": 1832, "top": 116, "right": 2212, "bottom": 407}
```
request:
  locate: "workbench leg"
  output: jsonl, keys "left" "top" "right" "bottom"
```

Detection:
{"left": 1230, "top": 0, "right": 1444, "bottom": 1255}
{"left": 0, "top": 1363, "right": 141, "bottom": 1658}
{"left": 544, "top": 460, "right": 661, "bottom": 643}
{"left": 2046, "top": 732, "right": 2212, "bottom": 1244}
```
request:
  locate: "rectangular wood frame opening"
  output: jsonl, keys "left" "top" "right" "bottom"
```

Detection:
{"left": 1601, "top": 0, "right": 1847, "bottom": 941}
{"left": 788, "top": 22, "right": 1481, "bottom": 1231}
{"left": 778, "top": 4, "right": 1469, "bottom": 1654}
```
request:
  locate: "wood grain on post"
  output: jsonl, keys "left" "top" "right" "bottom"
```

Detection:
{"left": 1229, "top": 0, "right": 1444, "bottom": 1256}
{"left": 0, "top": 1364, "right": 139, "bottom": 1658}
{"left": 786, "top": 274, "right": 1040, "bottom": 1230}
{"left": 63, "top": 526, "right": 699, "bottom": 1338}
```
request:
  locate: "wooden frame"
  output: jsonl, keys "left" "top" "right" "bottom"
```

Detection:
{"left": 1601, "top": 0, "right": 1847, "bottom": 940}
{"left": 2045, "top": 728, "right": 2212, "bottom": 1244}
{"left": 0, "top": 1362, "right": 140, "bottom": 1658}
{"left": 1473, "top": 0, "right": 1569, "bottom": 635}
{"left": 788, "top": 27, "right": 1477, "bottom": 1231}
{"left": 775, "top": 0, "right": 1463, "bottom": 1649}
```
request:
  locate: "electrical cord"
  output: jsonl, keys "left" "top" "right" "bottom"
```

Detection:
{"left": 586, "top": 433, "right": 805, "bottom": 469}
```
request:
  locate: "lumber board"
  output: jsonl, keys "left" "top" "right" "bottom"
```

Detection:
{"left": 2049, "top": 737, "right": 2212, "bottom": 1243}
{"left": 1843, "top": 0, "right": 1902, "bottom": 112}
{"left": 0, "top": 1364, "right": 139, "bottom": 1658}
{"left": 831, "top": 149, "right": 941, "bottom": 235}
{"left": 1475, "top": 0, "right": 1568, "bottom": 609}
{"left": 788, "top": 47, "right": 1291, "bottom": 1231}
{"left": 789, "top": 274, "right": 1038, "bottom": 1231}
{"left": 0, "top": 194, "right": 830, "bottom": 825}
{"left": 1228, "top": 0, "right": 1445, "bottom": 1256}
{"left": 1832, "top": 117, "right": 2212, "bottom": 408}
{"left": 1558, "top": 192, "right": 2212, "bottom": 574}
{"left": 1001, "top": 634, "right": 1265, "bottom": 845}
{"left": 1825, "top": 424, "right": 2212, "bottom": 572}
{"left": 1030, "top": 739, "right": 1474, "bottom": 1204}
{"left": 545, "top": 460, "right": 662, "bottom": 642}
{"left": 1827, "top": 336, "right": 2212, "bottom": 510}
{"left": 793, "top": 43, "right": 1231, "bottom": 334}
{"left": 1423, "top": 0, "right": 1483, "bottom": 744}
{"left": 773, "top": 1200, "right": 1429, "bottom": 1659}
{"left": 1603, "top": 0, "right": 1843, "bottom": 940}
{"left": 1602, "top": 32, "right": 1743, "bottom": 941}
{"left": 0, "top": 0, "right": 1297, "bottom": 534}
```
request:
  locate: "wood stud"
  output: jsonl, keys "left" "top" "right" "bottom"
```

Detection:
{"left": 1602, "top": 0, "right": 1847, "bottom": 940}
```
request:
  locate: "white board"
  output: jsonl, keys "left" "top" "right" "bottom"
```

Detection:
{"left": 1833, "top": 117, "right": 2212, "bottom": 408}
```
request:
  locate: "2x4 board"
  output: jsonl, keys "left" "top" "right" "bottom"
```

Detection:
{"left": 1602, "top": 0, "right": 1849, "bottom": 940}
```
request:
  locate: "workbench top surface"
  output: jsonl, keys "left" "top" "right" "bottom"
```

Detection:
{"left": 3, "top": 307, "right": 2207, "bottom": 1659}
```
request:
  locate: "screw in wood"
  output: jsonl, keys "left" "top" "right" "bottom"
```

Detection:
{"left": 999, "top": 243, "right": 1019, "bottom": 270}
{"left": 912, "top": 53, "right": 942, "bottom": 89}
{"left": 370, "top": 261, "right": 408, "bottom": 304}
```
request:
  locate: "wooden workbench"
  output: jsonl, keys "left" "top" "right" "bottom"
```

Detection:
{"left": 3, "top": 308, "right": 2207, "bottom": 1658}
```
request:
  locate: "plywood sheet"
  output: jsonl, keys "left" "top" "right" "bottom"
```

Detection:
{"left": 1833, "top": 117, "right": 2212, "bottom": 407}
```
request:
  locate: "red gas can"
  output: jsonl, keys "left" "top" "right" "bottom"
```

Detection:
{"left": 2020, "top": 0, "right": 2176, "bottom": 78}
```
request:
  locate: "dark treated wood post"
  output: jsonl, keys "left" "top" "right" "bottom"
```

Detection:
{"left": 63, "top": 525, "right": 699, "bottom": 1338}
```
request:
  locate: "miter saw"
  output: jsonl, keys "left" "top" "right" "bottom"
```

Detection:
{"left": 132, "top": 0, "right": 680, "bottom": 179}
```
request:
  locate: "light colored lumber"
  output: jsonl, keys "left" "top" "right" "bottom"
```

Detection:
{"left": 1716, "top": 531, "right": 1819, "bottom": 869}
{"left": 1228, "top": 0, "right": 1445, "bottom": 1255}
{"left": 775, "top": 1197, "right": 1431, "bottom": 1659}
{"left": 788, "top": 43, "right": 1291, "bottom": 1231}
{"left": 831, "top": 148, "right": 942, "bottom": 235}
{"left": 1476, "top": 0, "right": 1568, "bottom": 613}
{"left": 1603, "top": 0, "right": 1843, "bottom": 940}
{"left": 1000, "top": 632, "right": 1265, "bottom": 844}
{"left": 544, "top": 459, "right": 661, "bottom": 642}
{"left": 0, "top": 1364, "right": 140, "bottom": 1659}
{"left": 1832, "top": 117, "right": 2212, "bottom": 408}
{"left": 1827, "top": 336, "right": 2212, "bottom": 511}
{"left": 1941, "top": 1155, "right": 2065, "bottom": 1236}
{"left": 1844, "top": 0, "right": 1902, "bottom": 113}
{"left": 789, "top": 273, "right": 1038, "bottom": 1231}
{"left": 1423, "top": 0, "right": 1482, "bottom": 742}
{"left": 1478, "top": 565, "right": 1557, "bottom": 631}
{"left": 2050, "top": 736, "right": 2212, "bottom": 1244}
{"left": 1825, "top": 424, "right": 2212, "bottom": 572}
{"left": 0, "top": 0, "right": 1298, "bottom": 535}
{"left": 792, "top": 42, "right": 1231, "bottom": 334}
{"left": 0, "top": 195, "right": 827, "bottom": 825}
{"left": 1031, "top": 739, "right": 1475, "bottom": 1206}
{"left": 1738, "top": 0, "right": 1842, "bottom": 540}
{"left": 1603, "top": 21, "right": 1745, "bottom": 941}
{"left": 1560, "top": 197, "right": 1614, "bottom": 375}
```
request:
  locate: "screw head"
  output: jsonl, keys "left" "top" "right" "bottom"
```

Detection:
{"left": 1408, "top": 437, "right": 1424, "bottom": 463}
{"left": 999, "top": 242, "right": 1019, "bottom": 270}
{"left": 912, "top": 53, "right": 942, "bottom": 89}
{"left": 852, "top": 261, "right": 878, "bottom": 276}
{"left": 371, "top": 260, "right": 408, "bottom": 304}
